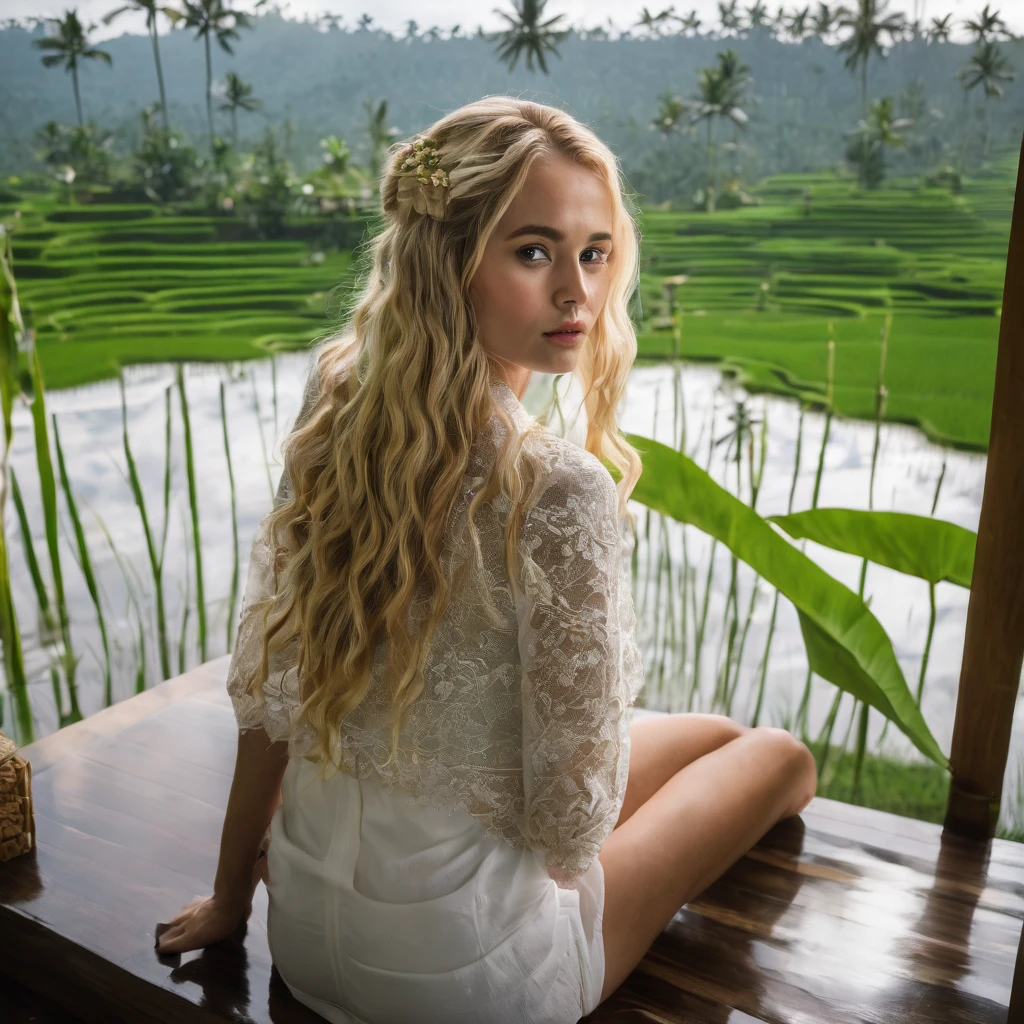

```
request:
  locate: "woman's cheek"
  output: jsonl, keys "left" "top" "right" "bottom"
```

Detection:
{"left": 503, "top": 271, "right": 541, "bottom": 317}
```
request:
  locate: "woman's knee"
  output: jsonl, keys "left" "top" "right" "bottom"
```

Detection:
{"left": 748, "top": 726, "right": 817, "bottom": 815}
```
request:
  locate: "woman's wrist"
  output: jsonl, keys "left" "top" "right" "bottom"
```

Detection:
{"left": 213, "top": 876, "right": 253, "bottom": 915}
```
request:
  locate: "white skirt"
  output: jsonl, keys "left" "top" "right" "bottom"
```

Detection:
{"left": 266, "top": 757, "right": 606, "bottom": 1024}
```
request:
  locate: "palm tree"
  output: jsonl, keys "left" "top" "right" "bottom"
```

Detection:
{"left": 32, "top": 10, "right": 113, "bottom": 127}
{"left": 769, "top": 4, "right": 788, "bottom": 38}
{"left": 651, "top": 90, "right": 691, "bottom": 137}
{"left": 677, "top": 9, "right": 702, "bottom": 36}
{"left": 836, "top": 0, "right": 906, "bottom": 121}
{"left": 846, "top": 95, "right": 913, "bottom": 186}
{"left": 812, "top": 2, "right": 839, "bottom": 40}
{"left": 363, "top": 98, "right": 398, "bottom": 187}
{"left": 691, "top": 49, "right": 752, "bottom": 213}
{"left": 635, "top": 6, "right": 676, "bottom": 38}
{"left": 493, "top": 0, "right": 570, "bottom": 74}
{"left": 718, "top": 1, "right": 742, "bottom": 35}
{"left": 102, "top": 2, "right": 181, "bottom": 133}
{"left": 217, "top": 71, "right": 261, "bottom": 146}
{"left": 958, "top": 41, "right": 1017, "bottom": 160}
{"left": 964, "top": 5, "right": 1008, "bottom": 44}
{"left": 787, "top": 6, "right": 812, "bottom": 41}
{"left": 180, "top": 0, "right": 252, "bottom": 150}
{"left": 744, "top": 2, "right": 771, "bottom": 34}
{"left": 927, "top": 14, "right": 953, "bottom": 43}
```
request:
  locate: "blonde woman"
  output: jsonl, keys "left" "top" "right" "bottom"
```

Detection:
{"left": 154, "top": 97, "right": 817, "bottom": 1023}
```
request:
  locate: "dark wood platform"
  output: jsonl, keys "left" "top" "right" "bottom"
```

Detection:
{"left": 1, "top": 660, "right": 1022, "bottom": 1024}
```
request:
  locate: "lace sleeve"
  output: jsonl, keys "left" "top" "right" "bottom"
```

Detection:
{"left": 224, "top": 351, "right": 322, "bottom": 743}
{"left": 517, "top": 449, "right": 645, "bottom": 889}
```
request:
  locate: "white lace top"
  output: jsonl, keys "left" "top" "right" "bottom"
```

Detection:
{"left": 226, "top": 369, "right": 645, "bottom": 888}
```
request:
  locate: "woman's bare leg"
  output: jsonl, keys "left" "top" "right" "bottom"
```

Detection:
{"left": 597, "top": 726, "right": 816, "bottom": 1005}
{"left": 615, "top": 713, "right": 750, "bottom": 830}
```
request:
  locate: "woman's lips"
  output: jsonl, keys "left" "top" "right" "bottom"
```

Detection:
{"left": 544, "top": 330, "right": 582, "bottom": 344}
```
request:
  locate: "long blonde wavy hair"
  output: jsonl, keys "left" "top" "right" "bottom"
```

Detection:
{"left": 243, "top": 96, "right": 643, "bottom": 777}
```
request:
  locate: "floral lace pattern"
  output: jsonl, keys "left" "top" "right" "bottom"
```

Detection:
{"left": 225, "top": 369, "right": 645, "bottom": 888}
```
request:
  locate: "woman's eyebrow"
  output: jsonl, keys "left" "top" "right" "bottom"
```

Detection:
{"left": 504, "top": 224, "right": 613, "bottom": 243}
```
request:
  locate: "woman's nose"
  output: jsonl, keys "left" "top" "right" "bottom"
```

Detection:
{"left": 553, "top": 262, "right": 587, "bottom": 310}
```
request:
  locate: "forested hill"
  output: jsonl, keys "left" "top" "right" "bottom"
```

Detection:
{"left": 2, "top": 12, "right": 1022, "bottom": 195}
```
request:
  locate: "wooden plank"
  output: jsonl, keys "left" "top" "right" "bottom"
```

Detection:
{"left": 945, "top": 131, "right": 1024, "bottom": 839}
{"left": 1, "top": 662, "right": 1022, "bottom": 1024}
{"left": 18, "top": 658, "right": 229, "bottom": 775}
{"left": 2, "top": 972, "right": 86, "bottom": 1024}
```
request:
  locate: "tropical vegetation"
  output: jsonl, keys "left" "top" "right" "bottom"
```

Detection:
{"left": 0, "top": 1, "right": 1021, "bottom": 832}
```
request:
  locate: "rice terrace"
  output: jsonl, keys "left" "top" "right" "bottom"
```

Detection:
{"left": 1, "top": 1, "right": 1024, "bottom": 1020}
{"left": 6, "top": 154, "right": 1013, "bottom": 450}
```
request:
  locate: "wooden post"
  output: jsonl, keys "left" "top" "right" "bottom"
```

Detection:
{"left": 943, "top": 135, "right": 1024, "bottom": 841}
{"left": 1009, "top": 922, "right": 1024, "bottom": 1023}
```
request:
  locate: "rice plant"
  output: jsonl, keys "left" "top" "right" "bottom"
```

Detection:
{"left": 176, "top": 364, "right": 206, "bottom": 663}
{"left": 795, "top": 330, "right": 836, "bottom": 737}
{"left": 83, "top": 498, "right": 150, "bottom": 696}
{"left": 0, "top": 232, "right": 34, "bottom": 739}
{"left": 53, "top": 414, "right": 113, "bottom": 707}
{"left": 119, "top": 373, "right": 171, "bottom": 680}
{"left": 221, "top": 379, "right": 241, "bottom": 650}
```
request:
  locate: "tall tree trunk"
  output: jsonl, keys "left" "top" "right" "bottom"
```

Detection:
{"left": 149, "top": 17, "right": 170, "bottom": 133}
{"left": 232, "top": 107, "right": 238, "bottom": 147}
{"left": 72, "top": 65, "right": 83, "bottom": 127}
{"left": 707, "top": 116, "right": 716, "bottom": 214}
{"left": 860, "top": 59, "right": 868, "bottom": 122}
{"left": 204, "top": 31, "right": 215, "bottom": 150}
{"left": 982, "top": 94, "right": 991, "bottom": 161}
{"left": 960, "top": 87, "right": 972, "bottom": 172}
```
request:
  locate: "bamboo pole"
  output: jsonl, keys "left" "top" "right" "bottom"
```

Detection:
{"left": 1009, "top": 922, "right": 1024, "bottom": 1023}
{"left": 943, "top": 135, "right": 1024, "bottom": 840}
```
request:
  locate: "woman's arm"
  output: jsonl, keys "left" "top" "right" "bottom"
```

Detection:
{"left": 213, "top": 727, "right": 290, "bottom": 915}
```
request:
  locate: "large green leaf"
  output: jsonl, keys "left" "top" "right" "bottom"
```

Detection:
{"left": 609, "top": 434, "right": 948, "bottom": 768}
{"left": 767, "top": 508, "right": 976, "bottom": 588}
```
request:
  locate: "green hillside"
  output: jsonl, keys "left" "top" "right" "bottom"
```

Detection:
{"left": 635, "top": 152, "right": 1016, "bottom": 450}
{"left": 2, "top": 196, "right": 358, "bottom": 388}
{"left": 1, "top": 150, "right": 1015, "bottom": 450}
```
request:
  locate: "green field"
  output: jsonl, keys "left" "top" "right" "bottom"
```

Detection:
{"left": 2, "top": 151, "right": 1016, "bottom": 449}
{"left": 635, "top": 153, "right": 1016, "bottom": 450}
{"left": 1, "top": 198, "right": 360, "bottom": 388}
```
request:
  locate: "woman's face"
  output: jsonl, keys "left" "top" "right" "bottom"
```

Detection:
{"left": 469, "top": 150, "right": 615, "bottom": 400}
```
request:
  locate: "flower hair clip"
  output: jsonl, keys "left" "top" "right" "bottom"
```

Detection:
{"left": 396, "top": 135, "right": 453, "bottom": 220}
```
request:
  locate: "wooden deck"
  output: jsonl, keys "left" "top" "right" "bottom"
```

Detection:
{"left": 1, "top": 660, "right": 1022, "bottom": 1024}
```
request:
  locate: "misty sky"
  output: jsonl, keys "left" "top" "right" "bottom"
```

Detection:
{"left": 0, "top": 0, "right": 1018, "bottom": 44}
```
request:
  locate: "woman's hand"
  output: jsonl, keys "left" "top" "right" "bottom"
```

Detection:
{"left": 155, "top": 825, "right": 271, "bottom": 955}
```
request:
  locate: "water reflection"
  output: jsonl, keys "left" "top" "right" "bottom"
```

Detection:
{"left": 6, "top": 356, "right": 1020, "bottom": 815}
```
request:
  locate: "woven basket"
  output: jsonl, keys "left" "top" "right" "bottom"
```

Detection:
{"left": 0, "top": 732, "right": 34, "bottom": 862}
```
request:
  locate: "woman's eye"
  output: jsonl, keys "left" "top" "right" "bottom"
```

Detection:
{"left": 517, "top": 245, "right": 547, "bottom": 262}
{"left": 517, "top": 246, "right": 610, "bottom": 264}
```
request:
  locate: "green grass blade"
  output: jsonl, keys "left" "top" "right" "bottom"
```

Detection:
{"left": 159, "top": 384, "right": 172, "bottom": 571}
{"left": 251, "top": 369, "right": 275, "bottom": 503}
{"left": 27, "top": 331, "right": 81, "bottom": 721}
{"left": 53, "top": 413, "right": 113, "bottom": 707}
{"left": 83, "top": 494, "right": 150, "bottom": 696}
{"left": 119, "top": 375, "right": 171, "bottom": 679}
{"left": 0, "top": 525, "right": 33, "bottom": 742}
{"left": 178, "top": 509, "right": 192, "bottom": 675}
{"left": 220, "top": 379, "right": 240, "bottom": 651}
{"left": 10, "top": 466, "right": 56, "bottom": 635}
{"left": 176, "top": 365, "right": 206, "bottom": 662}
